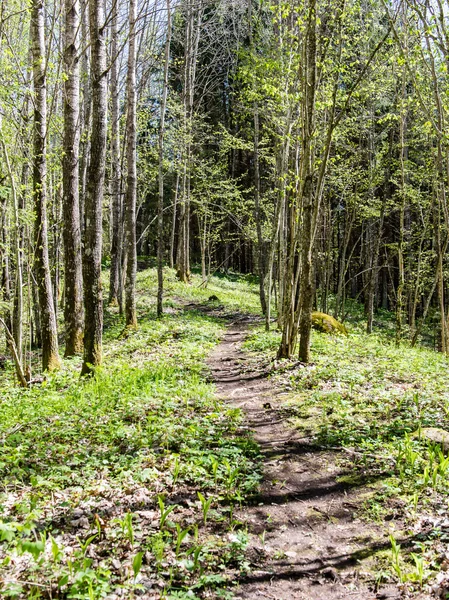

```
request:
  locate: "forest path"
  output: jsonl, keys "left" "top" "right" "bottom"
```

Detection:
{"left": 207, "top": 317, "right": 401, "bottom": 600}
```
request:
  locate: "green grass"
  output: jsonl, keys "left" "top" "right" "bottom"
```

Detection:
{"left": 4, "top": 268, "right": 447, "bottom": 597}
{"left": 0, "top": 267, "right": 262, "bottom": 599}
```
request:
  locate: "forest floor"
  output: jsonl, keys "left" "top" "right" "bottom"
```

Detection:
{"left": 218, "top": 310, "right": 449, "bottom": 600}
{"left": 1, "top": 268, "right": 449, "bottom": 599}
{"left": 209, "top": 318, "right": 403, "bottom": 600}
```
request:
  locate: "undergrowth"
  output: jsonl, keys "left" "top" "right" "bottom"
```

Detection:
{"left": 0, "top": 268, "right": 262, "bottom": 599}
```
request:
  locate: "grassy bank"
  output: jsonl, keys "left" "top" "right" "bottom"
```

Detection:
{"left": 0, "top": 268, "right": 261, "bottom": 599}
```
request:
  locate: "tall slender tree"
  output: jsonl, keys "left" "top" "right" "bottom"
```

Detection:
{"left": 81, "top": 0, "right": 107, "bottom": 375}
{"left": 124, "top": 0, "right": 138, "bottom": 328}
{"left": 31, "top": 0, "right": 61, "bottom": 372}
{"left": 108, "top": 0, "right": 122, "bottom": 307}
{"left": 157, "top": 0, "right": 172, "bottom": 317}
{"left": 63, "top": 0, "right": 83, "bottom": 356}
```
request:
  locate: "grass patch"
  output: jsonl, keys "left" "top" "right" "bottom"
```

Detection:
{"left": 0, "top": 268, "right": 262, "bottom": 599}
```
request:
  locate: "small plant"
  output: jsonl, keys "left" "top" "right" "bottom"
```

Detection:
{"left": 76, "top": 533, "right": 99, "bottom": 557}
{"left": 192, "top": 523, "right": 199, "bottom": 542}
{"left": 149, "top": 532, "right": 167, "bottom": 567}
{"left": 113, "top": 513, "right": 135, "bottom": 546}
{"left": 49, "top": 534, "right": 63, "bottom": 563}
{"left": 197, "top": 492, "right": 213, "bottom": 525}
{"left": 410, "top": 552, "right": 425, "bottom": 588}
{"left": 132, "top": 551, "right": 143, "bottom": 579}
{"left": 422, "top": 465, "right": 430, "bottom": 487}
{"left": 186, "top": 544, "right": 203, "bottom": 573}
{"left": 158, "top": 495, "right": 177, "bottom": 529}
{"left": 223, "top": 459, "right": 240, "bottom": 492}
{"left": 19, "top": 532, "right": 46, "bottom": 561}
{"left": 390, "top": 534, "right": 404, "bottom": 582}
{"left": 174, "top": 523, "right": 190, "bottom": 557}
{"left": 210, "top": 457, "right": 219, "bottom": 486}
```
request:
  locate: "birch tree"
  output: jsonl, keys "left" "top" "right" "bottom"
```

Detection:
{"left": 124, "top": 0, "right": 138, "bottom": 328}
{"left": 31, "top": 0, "right": 61, "bottom": 371}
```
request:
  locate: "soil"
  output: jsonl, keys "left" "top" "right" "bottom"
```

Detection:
{"left": 207, "top": 316, "right": 402, "bottom": 600}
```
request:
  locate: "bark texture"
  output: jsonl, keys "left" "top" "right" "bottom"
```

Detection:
{"left": 81, "top": 0, "right": 107, "bottom": 375}
{"left": 63, "top": 0, "right": 84, "bottom": 356}
{"left": 108, "top": 3, "right": 122, "bottom": 306}
{"left": 31, "top": 0, "right": 61, "bottom": 372}
{"left": 124, "top": 0, "right": 137, "bottom": 328}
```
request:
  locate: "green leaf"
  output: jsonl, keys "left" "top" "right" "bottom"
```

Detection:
{"left": 58, "top": 574, "right": 69, "bottom": 588}
{"left": 0, "top": 522, "right": 16, "bottom": 542}
{"left": 132, "top": 552, "right": 143, "bottom": 578}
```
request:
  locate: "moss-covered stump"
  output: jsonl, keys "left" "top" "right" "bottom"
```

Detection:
{"left": 311, "top": 311, "right": 348, "bottom": 335}
{"left": 417, "top": 427, "right": 449, "bottom": 452}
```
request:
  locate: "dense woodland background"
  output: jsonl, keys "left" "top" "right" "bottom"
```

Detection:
{"left": 1, "top": 0, "right": 449, "bottom": 378}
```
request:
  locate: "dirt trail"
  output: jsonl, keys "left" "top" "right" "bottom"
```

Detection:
{"left": 208, "top": 317, "right": 400, "bottom": 600}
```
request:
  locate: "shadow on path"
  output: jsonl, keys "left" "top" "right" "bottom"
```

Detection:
{"left": 206, "top": 319, "right": 402, "bottom": 600}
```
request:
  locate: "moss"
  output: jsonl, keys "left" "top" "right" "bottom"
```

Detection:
{"left": 46, "top": 353, "right": 62, "bottom": 372}
{"left": 311, "top": 311, "right": 348, "bottom": 335}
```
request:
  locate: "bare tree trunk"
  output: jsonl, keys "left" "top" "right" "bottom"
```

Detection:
{"left": 81, "top": 0, "right": 107, "bottom": 375}
{"left": 1, "top": 197, "right": 12, "bottom": 346}
{"left": 157, "top": 0, "right": 171, "bottom": 317}
{"left": 1, "top": 134, "right": 23, "bottom": 366}
{"left": 366, "top": 207, "right": 384, "bottom": 334}
{"left": 199, "top": 213, "right": 207, "bottom": 284}
{"left": 253, "top": 111, "right": 267, "bottom": 315}
{"left": 79, "top": 0, "right": 91, "bottom": 232}
{"left": 63, "top": 0, "right": 84, "bottom": 356}
{"left": 31, "top": 0, "right": 61, "bottom": 372}
{"left": 395, "top": 71, "right": 407, "bottom": 346}
{"left": 176, "top": 0, "right": 202, "bottom": 283}
{"left": 334, "top": 206, "right": 354, "bottom": 319}
{"left": 31, "top": 270, "right": 42, "bottom": 349}
{"left": 108, "top": 1, "right": 121, "bottom": 306}
{"left": 247, "top": 0, "right": 267, "bottom": 313}
{"left": 124, "top": 0, "right": 137, "bottom": 328}
{"left": 169, "top": 172, "right": 179, "bottom": 269}
{"left": 296, "top": 0, "right": 317, "bottom": 363}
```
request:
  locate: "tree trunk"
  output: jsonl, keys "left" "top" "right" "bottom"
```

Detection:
{"left": 366, "top": 207, "right": 384, "bottom": 334}
{"left": 297, "top": 0, "right": 317, "bottom": 363}
{"left": 169, "top": 172, "right": 179, "bottom": 269}
{"left": 254, "top": 110, "right": 267, "bottom": 315}
{"left": 1, "top": 139, "right": 23, "bottom": 366}
{"left": 108, "top": 2, "right": 122, "bottom": 306}
{"left": 124, "top": 0, "right": 137, "bottom": 328}
{"left": 79, "top": 0, "right": 91, "bottom": 233}
{"left": 63, "top": 0, "right": 84, "bottom": 356}
{"left": 31, "top": 0, "right": 61, "bottom": 372}
{"left": 81, "top": 0, "right": 107, "bottom": 375}
{"left": 157, "top": 0, "right": 171, "bottom": 317}
{"left": 176, "top": 0, "right": 202, "bottom": 283}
